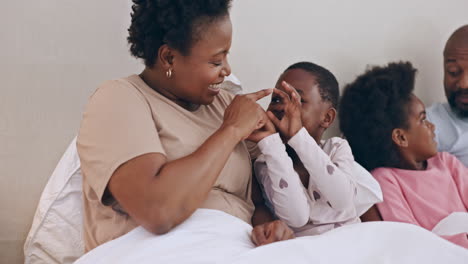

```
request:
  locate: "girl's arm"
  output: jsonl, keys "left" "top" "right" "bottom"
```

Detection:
{"left": 374, "top": 172, "right": 420, "bottom": 224}
{"left": 255, "top": 133, "right": 310, "bottom": 228}
{"left": 376, "top": 171, "right": 468, "bottom": 248}
{"left": 288, "top": 129, "right": 357, "bottom": 212}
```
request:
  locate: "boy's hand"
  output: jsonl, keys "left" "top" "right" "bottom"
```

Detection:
{"left": 251, "top": 220, "right": 295, "bottom": 246}
{"left": 268, "top": 81, "right": 303, "bottom": 141}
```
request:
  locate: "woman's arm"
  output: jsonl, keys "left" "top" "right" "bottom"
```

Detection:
{"left": 107, "top": 90, "right": 272, "bottom": 235}
{"left": 251, "top": 162, "right": 295, "bottom": 246}
{"left": 251, "top": 172, "right": 275, "bottom": 226}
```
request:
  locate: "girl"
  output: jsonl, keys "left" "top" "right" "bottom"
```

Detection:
{"left": 339, "top": 61, "right": 468, "bottom": 248}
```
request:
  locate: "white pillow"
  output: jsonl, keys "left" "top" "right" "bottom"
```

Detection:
{"left": 432, "top": 212, "right": 468, "bottom": 236}
{"left": 24, "top": 137, "right": 84, "bottom": 264}
{"left": 222, "top": 74, "right": 243, "bottom": 95}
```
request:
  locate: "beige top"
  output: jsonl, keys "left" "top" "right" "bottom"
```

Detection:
{"left": 77, "top": 75, "right": 255, "bottom": 251}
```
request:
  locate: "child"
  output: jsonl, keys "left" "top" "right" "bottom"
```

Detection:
{"left": 339, "top": 61, "right": 468, "bottom": 248}
{"left": 253, "top": 62, "right": 381, "bottom": 237}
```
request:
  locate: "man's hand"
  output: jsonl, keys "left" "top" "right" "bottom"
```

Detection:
{"left": 267, "top": 81, "right": 303, "bottom": 141}
{"left": 251, "top": 220, "right": 295, "bottom": 246}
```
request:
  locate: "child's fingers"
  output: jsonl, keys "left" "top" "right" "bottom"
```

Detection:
{"left": 281, "top": 81, "right": 301, "bottom": 101}
{"left": 267, "top": 111, "right": 281, "bottom": 128}
{"left": 291, "top": 91, "right": 302, "bottom": 107}
{"left": 272, "top": 88, "right": 291, "bottom": 103}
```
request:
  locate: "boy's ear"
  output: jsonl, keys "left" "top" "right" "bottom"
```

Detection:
{"left": 391, "top": 128, "right": 409, "bottom": 147}
{"left": 157, "top": 44, "right": 175, "bottom": 69}
{"left": 320, "top": 107, "right": 336, "bottom": 129}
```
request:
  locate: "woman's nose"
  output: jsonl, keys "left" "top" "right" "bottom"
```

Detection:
{"left": 221, "top": 60, "right": 231, "bottom": 77}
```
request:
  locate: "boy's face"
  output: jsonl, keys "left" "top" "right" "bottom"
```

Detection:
{"left": 267, "top": 68, "right": 332, "bottom": 139}
{"left": 401, "top": 95, "right": 438, "bottom": 161}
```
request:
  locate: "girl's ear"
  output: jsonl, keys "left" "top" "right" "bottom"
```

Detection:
{"left": 157, "top": 44, "right": 175, "bottom": 69}
{"left": 392, "top": 128, "right": 409, "bottom": 147}
{"left": 320, "top": 107, "right": 336, "bottom": 129}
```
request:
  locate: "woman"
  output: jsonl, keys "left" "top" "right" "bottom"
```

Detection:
{"left": 77, "top": 0, "right": 293, "bottom": 251}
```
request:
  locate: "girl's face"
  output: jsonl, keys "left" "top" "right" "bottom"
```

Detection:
{"left": 268, "top": 69, "right": 331, "bottom": 140}
{"left": 170, "top": 16, "right": 232, "bottom": 108}
{"left": 400, "top": 95, "right": 438, "bottom": 162}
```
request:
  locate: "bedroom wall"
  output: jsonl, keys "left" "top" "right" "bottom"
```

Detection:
{"left": 1, "top": 1, "right": 467, "bottom": 263}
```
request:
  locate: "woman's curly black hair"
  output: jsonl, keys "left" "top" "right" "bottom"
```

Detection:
{"left": 339, "top": 62, "right": 417, "bottom": 171}
{"left": 128, "top": 0, "right": 232, "bottom": 67}
{"left": 286, "top": 62, "right": 339, "bottom": 109}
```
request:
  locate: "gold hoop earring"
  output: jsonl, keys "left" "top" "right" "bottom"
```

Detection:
{"left": 166, "top": 68, "right": 173, "bottom": 79}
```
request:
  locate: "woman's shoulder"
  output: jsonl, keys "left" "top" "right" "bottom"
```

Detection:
{"left": 92, "top": 75, "right": 139, "bottom": 96}
{"left": 91, "top": 75, "right": 150, "bottom": 103}
{"left": 83, "top": 76, "right": 153, "bottom": 118}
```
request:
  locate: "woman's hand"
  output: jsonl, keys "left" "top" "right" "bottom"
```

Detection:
{"left": 223, "top": 89, "right": 273, "bottom": 140}
{"left": 251, "top": 220, "right": 295, "bottom": 246}
{"left": 267, "top": 81, "right": 302, "bottom": 141}
{"left": 246, "top": 110, "right": 277, "bottom": 143}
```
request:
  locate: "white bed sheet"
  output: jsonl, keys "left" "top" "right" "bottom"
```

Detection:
{"left": 75, "top": 209, "right": 468, "bottom": 264}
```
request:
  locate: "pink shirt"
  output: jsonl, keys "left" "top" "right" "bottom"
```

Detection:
{"left": 372, "top": 152, "right": 468, "bottom": 248}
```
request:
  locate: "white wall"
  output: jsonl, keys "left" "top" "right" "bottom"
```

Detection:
{"left": 229, "top": 0, "right": 468, "bottom": 136}
{"left": 1, "top": 1, "right": 467, "bottom": 263}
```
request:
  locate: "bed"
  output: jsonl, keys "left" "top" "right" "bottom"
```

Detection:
{"left": 24, "top": 75, "right": 468, "bottom": 263}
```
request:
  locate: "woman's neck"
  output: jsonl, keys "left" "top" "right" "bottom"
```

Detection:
{"left": 140, "top": 68, "right": 200, "bottom": 111}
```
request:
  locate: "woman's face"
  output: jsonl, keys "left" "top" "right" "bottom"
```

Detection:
{"left": 170, "top": 16, "right": 232, "bottom": 107}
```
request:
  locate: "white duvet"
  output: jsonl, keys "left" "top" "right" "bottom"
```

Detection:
{"left": 75, "top": 209, "right": 468, "bottom": 264}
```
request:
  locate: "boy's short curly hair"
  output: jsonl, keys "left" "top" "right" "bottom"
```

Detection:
{"left": 286, "top": 62, "right": 339, "bottom": 109}
{"left": 127, "top": 0, "right": 232, "bottom": 67}
{"left": 339, "top": 62, "right": 417, "bottom": 171}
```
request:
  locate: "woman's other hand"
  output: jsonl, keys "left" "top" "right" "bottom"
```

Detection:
{"left": 251, "top": 220, "right": 295, "bottom": 246}
{"left": 222, "top": 89, "right": 272, "bottom": 140}
{"left": 267, "top": 81, "right": 302, "bottom": 141}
